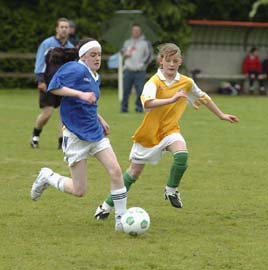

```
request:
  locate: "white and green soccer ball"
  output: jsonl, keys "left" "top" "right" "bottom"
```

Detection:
{"left": 121, "top": 207, "right": 150, "bottom": 236}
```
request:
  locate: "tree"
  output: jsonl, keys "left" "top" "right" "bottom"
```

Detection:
{"left": 249, "top": 0, "right": 268, "bottom": 18}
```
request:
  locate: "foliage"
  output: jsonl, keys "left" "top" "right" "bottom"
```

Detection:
{"left": 116, "top": 0, "right": 195, "bottom": 50}
{"left": 1, "top": 1, "right": 267, "bottom": 88}
{"left": 1, "top": 90, "right": 268, "bottom": 269}
{"left": 190, "top": 0, "right": 268, "bottom": 21}
{"left": 0, "top": 0, "right": 195, "bottom": 52}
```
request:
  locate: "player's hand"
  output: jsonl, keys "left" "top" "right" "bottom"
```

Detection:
{"left": 100, "top": 119, "right": 110, "bottom": 135}
{"left": 220, "top": 114, "right": 240, "bottom": 123}
{"left": 173, "top": 90, "right": 187, "bottom": 101}
{"left": 79, "top": 92, "right": 96, "bottom": 104}
{"left": 38, "top": 82, "right": 47, "bottom": 92}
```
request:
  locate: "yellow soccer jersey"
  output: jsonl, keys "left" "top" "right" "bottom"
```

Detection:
{"left": 132, "top": 69, "right": 211, "bottom": 147}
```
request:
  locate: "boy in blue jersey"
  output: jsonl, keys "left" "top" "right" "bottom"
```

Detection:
{"left": 31, "top": 18, "right": 75, "bottom": 149}
{"left": 30, "top": 38, "right": 127, "bottom": 231}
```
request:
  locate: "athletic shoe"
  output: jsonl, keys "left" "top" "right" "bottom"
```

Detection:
{"left": 115, "top": 215, "right": 123, "bottom": 232}
{"left": 94, "top": 205, "right": 111, "bottom": 220}
{"left": 31, "top": 167, "right": 52, "bottom": 201}
{"left": 164, "top": 189, "right": 183, "bottom": 208}
{"left": 30, "top": 136, "right": 39, "bottom": 149}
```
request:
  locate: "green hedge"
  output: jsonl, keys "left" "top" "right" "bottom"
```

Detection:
{"left": 0, "top": 0, "right": 195, "bottom": 88}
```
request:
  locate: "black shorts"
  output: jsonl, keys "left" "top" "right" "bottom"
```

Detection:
{"left": 39, "top": 91, "right": 61, "bottom": 108}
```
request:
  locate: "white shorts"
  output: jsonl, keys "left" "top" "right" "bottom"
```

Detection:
{"left": 62, "top": 128, "right": 111, "bottom": 167}
{"left": 130, "top": 133, "right": 186, "bottom": 165}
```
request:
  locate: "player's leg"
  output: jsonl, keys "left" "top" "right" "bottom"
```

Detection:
{"left": 95, "top": 162, "right": 145, "bottom": 220}
{"left": 165, "top": 139, "right": 188, "bottom": 208}
{"left": 31, "top": 127, "right": 92, "bottom": 200}
{"left": 31, "top": 106, "right": 54, "bottom": 148}
{"left": 30, "top": 159, "right": 88, "bottom": 201}
{"left": 55, "top": 95, "right": 64, "bottom": 149}
{"left": 35, "top": 106, "right": 54, "bottom": 128}
{"left": 57, "top": 115, "right": 63, "bottom": 150}
{"left": 94, "top": 147, "right": 127, "bottom": 231}
{"left": 31, "top": 90, "right": 55, "bottom": 148}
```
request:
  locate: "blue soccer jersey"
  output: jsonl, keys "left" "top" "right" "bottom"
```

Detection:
{"left": 34, "top": 36, "right": 74, "bottom": 80}
{"left": 47, "top": 61, "right": 104, "bottom": 142}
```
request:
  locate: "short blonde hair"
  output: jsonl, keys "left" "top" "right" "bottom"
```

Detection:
{"left": 157, "top": 43, "right": 182, "bottom": 65}
{"left": 56, "top": 17, "right": 69, "bottom": 27}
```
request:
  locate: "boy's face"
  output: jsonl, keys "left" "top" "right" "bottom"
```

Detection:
{"left": 131, "top": 26, "right": 142, "bottom": 39}
{"left": 83, "top": 47, "right": 102, "bottom": 72}
{"left": 160, "top": 53, "right": 182, "bottom": 77}
{"left": 56, "top": 21, "right": 70, "bottom": 39}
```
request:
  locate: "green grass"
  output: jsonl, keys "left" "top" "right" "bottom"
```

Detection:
{"left": 1, "top": 89, "right": 268, "bottom": 270}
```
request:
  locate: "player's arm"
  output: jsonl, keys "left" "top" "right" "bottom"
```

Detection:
{"left": 144, "top": 92, "right": 186, "bottom": 109}
{"left": 50, "top": 86, "right": 96, "bottom": 104}
{"left": 205, "top": 100, "right": 239, "bottom": 123}
{"left": 98, "top": 114, "right": 110, "bottom": 135}
{"left": 34, "top": 42, "right": 47, "bottom": 91}
{"left": 188, "top": 79, "right": 239, "bottom": 123}
{"left": 142, "top": 81, "right": 187, "bottom": 110}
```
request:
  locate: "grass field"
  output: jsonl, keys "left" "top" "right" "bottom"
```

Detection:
{"left": 0, "top": 89, "right": 268, "bottom": 270}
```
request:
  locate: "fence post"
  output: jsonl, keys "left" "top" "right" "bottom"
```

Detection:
{"left": 118, "top": 52, "right": 123, "bottom": 101}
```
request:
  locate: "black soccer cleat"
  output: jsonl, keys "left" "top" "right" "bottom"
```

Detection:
{"left": 164, "top": 190, "right": 183, "bottom": 208}
{"left": 30, "top": 139, "right": 39, "bottom": 149}
{"left": 94, "top": 205, "right": 111, "bottom": 220}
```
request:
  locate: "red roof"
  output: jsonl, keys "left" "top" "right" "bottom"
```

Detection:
{"left": 188, "top": 19, "right": 268, "bottom": 27}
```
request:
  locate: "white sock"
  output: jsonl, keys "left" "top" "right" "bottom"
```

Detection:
{"left": 47, "top": 171, "right": 68, "bottom": 192}
{"left": 165, "top": 186, "right": 177, "bottom": 193}
{"left": 111, "top": 187, "right": 127, "bottom": 219}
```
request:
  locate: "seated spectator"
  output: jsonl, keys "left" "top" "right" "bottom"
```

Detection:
{"left": 242, "top": 47, "right": 265, "bottom": 95}
{"left": 218, "top": 81, "right": 241, "bottom": 96}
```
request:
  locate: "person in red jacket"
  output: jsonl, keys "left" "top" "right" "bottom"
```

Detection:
{"left": 242, "top": 47, "right": 265, "bottom": 95}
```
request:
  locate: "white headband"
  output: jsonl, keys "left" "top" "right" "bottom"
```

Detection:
{"left": 79, "top": 40, "right": 101, "bottom": 57}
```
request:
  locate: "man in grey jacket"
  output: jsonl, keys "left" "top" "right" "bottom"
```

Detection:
{"left": 121, "top": 24, "right": 151, "bottom": 113}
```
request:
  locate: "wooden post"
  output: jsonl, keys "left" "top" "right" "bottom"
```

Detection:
{"left": 118, "top": 52, "right": 123, "bottom": 101}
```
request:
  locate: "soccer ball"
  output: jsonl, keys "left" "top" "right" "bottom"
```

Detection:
{"left": 121, "top": 207, "right": 150, "bottom": 236}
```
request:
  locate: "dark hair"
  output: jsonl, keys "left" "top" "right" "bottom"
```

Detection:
{"left": 77, "top": 37, "right": 96, "bottom": 50}
{"left": 250, "top": 47, "right": 257, "bottom": 53}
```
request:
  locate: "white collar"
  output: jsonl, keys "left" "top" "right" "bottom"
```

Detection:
{"left": 78, "top": 59, "right": 99, "bottom": 81}
{"left": 157, "top": 68, "right": 180, "bottom": 82}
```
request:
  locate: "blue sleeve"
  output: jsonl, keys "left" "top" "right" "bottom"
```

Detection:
{"left": 34, "top": 41, "right": 48, "bottom": 75}
{"left": 47, "top": 63, "right": 78, "bottom": 92}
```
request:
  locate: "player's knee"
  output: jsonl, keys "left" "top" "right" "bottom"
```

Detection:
{"left": 73, "top": 187, "right": 87, "bottom": 197}
{"left": 109, "top": 165, "right": 122, "bottom": 180}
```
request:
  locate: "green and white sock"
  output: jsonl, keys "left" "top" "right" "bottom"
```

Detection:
{"left": 105, "top": 171, "right": 137, "bottom": 208}
{"left": 166, "top": 151, "right": 188, "bottom": 189}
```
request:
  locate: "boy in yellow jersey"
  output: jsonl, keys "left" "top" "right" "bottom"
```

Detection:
{"left": 95, "top": 43, "right": 239, "bottom": 219}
